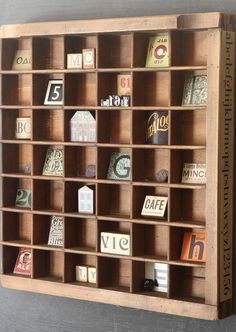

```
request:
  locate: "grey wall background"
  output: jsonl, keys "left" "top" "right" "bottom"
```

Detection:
{"left": 0, "top": 1, "right": 236, "bottom": 331}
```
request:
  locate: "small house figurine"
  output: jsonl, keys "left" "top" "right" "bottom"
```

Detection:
{"left": 70, "top": 111, "right": 96, "bottom": 142}
{"left": 78, "top": 185, "right": 94, "bottom": 214}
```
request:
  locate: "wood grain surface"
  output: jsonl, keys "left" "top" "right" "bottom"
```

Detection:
{"left": 0, "top": 0, "right": 236, "bottom": 331}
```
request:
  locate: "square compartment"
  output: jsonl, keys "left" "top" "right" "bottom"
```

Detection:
{"left": 132, "top": 224, "right": 168, "bottom": 260}
{"left": 170, "top": 70, "right": 207, "bottom": 106}
{"left": 33, "top": 37, "right": 64, "bottom": 70}
{"left": 97, "top": 184, "right": 131, "bottom": 219}
{"left": 64, "top": 109, "right": 97, "bottom": 143}
{"left": 171, "top": 30, "right": 208, "bottom": 67}
{"left": 64, "top": 217, "right": 96, "bottom": 252}
{"left": 2, "top": 74, "right": 32, "bottom": 105}
{"left": 169, "top": 226, "right": 206, "bottom": 262}
{"left": 2, "top": 38, "right": 32, "bottom": 70}
{"left": 97, "top": 109, "right": 131, "bottom": 144}
{"left": 132, "top": 109, "right": 169, "bottom": 145}
{"left": 1, "top": 109, "right": 32, "bottom": 140}
{"left": 132, "top": 261, "right": 168, "bottom": 297}
{"left": 169, "top": 189, "right": 206, "bottom": 224}
{"left": 170, "top": 109, "right": 206, "bottom": 145}
{"left": 33, "top": 249, "right": 64, "bottom": 282}
{"left": 2, "top": 143, "right": 32, "bottom": 175}
{"left": 2, "top": 211, "right": 32, "bottom": 245}
{"left": 97, "top": 147, "right": 131, "bottom": 180}
{"left": 98, "top": 34, "right": 132, "bottom": 68}
{"left": 98, "top": 257, "right": 131, "bottom": 292}
{"left": 33, "top": 74, "right": 64, "bottom": 106}
{"left": 33, "top": 145, "right": 64, "bottom": 177}
{"left": 64, "top": 181, "right": 96, "bottom": 215}
{"left": 2, "top": 177, "right": 32, "bottom": 209}
{"left": 33, "top": 109, "right": 64, "bottom": 142}
{"left": 98, "top": 72, "right": 131, "bottom": 104}
{"left": 132, "top": 185, "right": 169, "bottom": 220}
{"left": 64, "top": 35, "right": 97, "bottom": 69}
{"left": 32, "top": 214, "right": 63, "bottom": 247}
{"left": 98, "top": 219, "right": 131, "bottom": 253}
{"left": 132, "top": 148, "right": 170, "bottom": 182}
{"left": 170, "top": 149, "right": 206, "bottom": 184}
{"left": 33, "top": 179, "right": 63, "bottom": 212}
{"left": 133, "top": 72, "right": 170, "bottom": 106}
{"left": 169, "top": 265, "right": 205, "bottom": 303}
{"left": 64, "top": 253, "right": 97, "bottom": 286}
{"left": 2, "top": 245, "right": 32, "bottom": 277}
{"left": 64, "top": 73, "right": 97, "bottom": 106}
{"left": 64, "top": 146, "right": 97, "bottom": 179}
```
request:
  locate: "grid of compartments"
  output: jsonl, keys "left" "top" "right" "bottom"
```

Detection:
{"left": 0, "top": 27, "right": 217, "bottom": 308}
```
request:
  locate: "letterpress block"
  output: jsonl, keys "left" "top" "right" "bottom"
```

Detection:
{"left": 181, "top": 163, "right": 206, "bottom": 184}
{"left": 67, "top": 53, "right": 82, "bottom": 69}
{"left": 109, "top": 95, "right": 121, "bottom": 107}
{"left": 48, "top": 216, "right": 64, "bottom": 247}
{"left": 15, "top": 117, "right": 31, "bottom": 139}
{"left": 13, "top": 248, "right": 32, "bottom": 275}
{"left": 42, "top": 146, "right": 63, "bottom": 176}
{"left": 145, "top": 32, "right": 170, "bottom": 67}
{"left": 107, "top": 152, "right": 131, "bottom": 180}
{"left": 141, "top": 195, "right": 168, "bottom": 217}
{"left": 100, "top": 99, "right": 110, "bottom": 106}
{"left": 44, "top": 80, "right": 63, "bottom": 105}
{"left": 82, "top": 48, "right": 96, "bottom": 69}
{"left": 76, "top": 265, "right": 88, "bottom": 282}
{"left": 15, "top": 189, "right": 31, "bottom": 208}
{"left": 120, "top": 96, "right": 130, "bottom": 107}
{"left": 88, "top": 267, "right": 96, "bottom": 283}
{"left": 78, "top": 185, "right": 94, "bottom": 214}
{"left": 12, "top": 50, "right": 32, "bottom": 70}
{"left": 182, "top": 74, "right": 207, "bottom": 106}
{"left": 181, "top": 231, "right": 206, "bottom": 262}
{"left": 117, "top": 74, "right": 131, "bottom": 95}
{"left": 101, "top": 232, "right": 130, "bottom": 256}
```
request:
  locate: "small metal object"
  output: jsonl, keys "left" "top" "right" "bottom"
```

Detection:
{"left": 155, "top": 169, "right": 168, "bottom": 183}
{"left": 142, "top": 278, "right": 158, "bottom": 291}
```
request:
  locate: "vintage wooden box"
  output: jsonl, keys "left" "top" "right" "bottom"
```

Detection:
{"left": 0, "top": 12, "right": 234, "bottom": 320}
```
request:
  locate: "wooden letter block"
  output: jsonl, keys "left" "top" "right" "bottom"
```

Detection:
{"left": 42, "top": 146, "right": 64, "bottom": 176}
{"left": 67, "top": 53, "right": 82, "bottom": 69}
{"left": 88, "top": 267, "right": 96, "bottom": 283}
{"left": 82, "top": 48, "right": 96, "bottom": 69}
{"left": 117, "top": 74, "right": 131, "bottom": 96}
{"left": 100, "top": 232, "right": 130, "bottom": 256}
{"left": 181, "top": 231, "right": 206, "bottom": 262}
{"left": 15, "top": 189, "right": 31, "bottom": 208}
{"left": 15, "top": 117, "right": 31, "bottom": 139}
{"left": 12, "top": 50, "right": 32, "bottom": 70}
{"left": 76, "top": 265, "right": 88, "bottom": 282}
{"left": 48, "top": 216, "right": 64, "bottom": 247}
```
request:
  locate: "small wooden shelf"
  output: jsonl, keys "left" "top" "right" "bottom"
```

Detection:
{"left": 0, "top": 12, "right": 234, "bottom": 320}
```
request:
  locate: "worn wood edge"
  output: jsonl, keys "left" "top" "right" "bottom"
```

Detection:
{"left": 0, "top": 275, "right": 219, "bottom": 320}
{"left": 0, "top": 12, "right": 227, "bottom": 38}
{"left": 218, "top": 31, "right": 235, "bottom": 304}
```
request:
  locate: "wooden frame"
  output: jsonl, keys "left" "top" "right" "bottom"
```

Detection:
{"left": 0, "top": 12, "right": 234, "bottom": 320}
